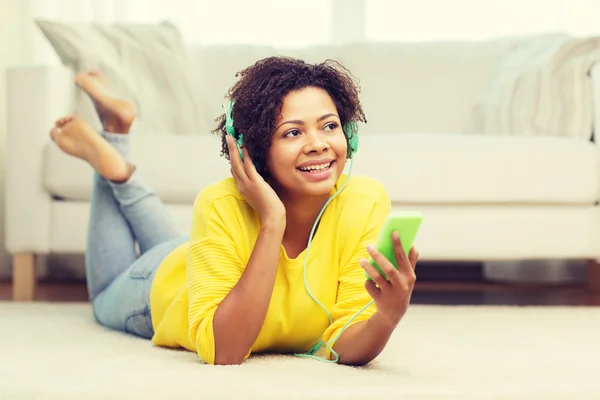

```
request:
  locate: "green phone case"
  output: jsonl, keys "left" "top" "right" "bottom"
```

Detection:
{"left": 366, "top": 211, "right": 423, "bottom": 281}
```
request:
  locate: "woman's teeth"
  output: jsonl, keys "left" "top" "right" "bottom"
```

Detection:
{"left": 299, "top": 162, "right": 332, "bottom": 173}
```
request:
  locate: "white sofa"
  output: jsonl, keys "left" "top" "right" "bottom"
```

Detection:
{"left": 6, "top": 37, "right": 600, "bottom": 300}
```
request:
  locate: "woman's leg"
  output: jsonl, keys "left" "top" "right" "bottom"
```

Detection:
{"left": 88, "top": 129, "right": 185, "bottom": 337}
{"left": 102, "top": 133, "right": 182, "bottom": 253}
{"left": 50, "top": 116, "right": 138, "bottom": 300}
{"left": 50, "top": 116, "right": 185, "bottom": 338}
{"left": 94, "top": 134, "right": 187, "bottom": 337}
{"left": 49, "top": 72, "right": 183, "bottom": 337}
{"left": 84, "top": 129, "right": 182, "bottom": 295}
{"left": 73, "top": 71, "right": 181, "bottom": 253}
{"left": 91, "top": 234, "right": 187, "bottom": 338}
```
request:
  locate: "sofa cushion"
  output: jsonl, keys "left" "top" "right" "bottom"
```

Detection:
{"left": 352, "top": 133, "right": 599, "bottom": 204}
{"left": 43, "top": 134, "right": 230, "bottom": 204}
{"left": 43, "top": 133, "right": 599, "bottom": 205}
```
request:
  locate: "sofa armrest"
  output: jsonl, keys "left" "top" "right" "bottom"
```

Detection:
{"left": 4, "top": 65, "right": 76, "bottom": 254}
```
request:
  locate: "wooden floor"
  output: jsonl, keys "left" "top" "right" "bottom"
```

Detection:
{"left": 1, "top": 281, "right": 599, "bottom": 305}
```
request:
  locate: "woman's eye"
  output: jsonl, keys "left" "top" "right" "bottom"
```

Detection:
{"left": 284, "top": 129, "right": 301, "bottom": 137}
{"left": 324, "top": 122, "right": 338, "bottom": 131}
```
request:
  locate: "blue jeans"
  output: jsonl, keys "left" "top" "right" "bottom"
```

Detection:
{"left": 86, "top": 131, "right": 187, "bottom": 339}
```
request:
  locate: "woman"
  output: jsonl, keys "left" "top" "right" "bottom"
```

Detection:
{"left": 49, "top": 56, "right": 419, "bottom": 366}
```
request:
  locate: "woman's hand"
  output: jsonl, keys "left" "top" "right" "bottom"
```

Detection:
{"left": 226, "top": 135, "right": 286, "bottom": 227}
{"left": 359, "top": 231, "right": 419, "bottom": 328}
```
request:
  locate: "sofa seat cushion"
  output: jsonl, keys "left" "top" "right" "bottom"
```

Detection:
{"left": 43, "top": 134, "right": 230, "bottom": 204}
{"left": 352, "top": 133, "right": 599, "bottom": 204}
{"left": 43, "top": 133, "right": 600, "bottom": 205}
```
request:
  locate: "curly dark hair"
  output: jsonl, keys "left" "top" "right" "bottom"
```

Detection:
{"left": 212, "top": 56, "right": 366, "bottom": 177}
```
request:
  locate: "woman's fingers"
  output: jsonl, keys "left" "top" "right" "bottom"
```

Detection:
{"left": 364, "top": 279, "right": 382, "bottom": 301}
{"left": 227, "top": 140, "right": 240, "bottom": 183}
{"left": 365, "top": 245, "right": 401, "bottom": 287}
{"left": 241, "top": 146, "right": 259, "bottom": 179}
{"left": 359, "top": 257, "right": 390, "bottom": 289}
{"left": 392, "top": 231, "right": 413, "bottom": 274}
{"left": 230, "top": 167, "right": 241, "bottom": 183}
{"left": 227, "top": 135, "right": 248, "bottom": 181}
{"left": 408, "top": 247, "right": 419, "bottom": 270}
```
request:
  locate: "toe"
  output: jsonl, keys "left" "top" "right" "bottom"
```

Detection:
{"left": 50, "top": 127, "right": 62, "bottom": 141}
{"left": 56, "top": 116, "right": 74, "bottom": 127}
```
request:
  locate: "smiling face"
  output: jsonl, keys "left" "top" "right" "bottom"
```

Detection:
{"left": 265, "top": 86, "right": 348, "bottom": 199}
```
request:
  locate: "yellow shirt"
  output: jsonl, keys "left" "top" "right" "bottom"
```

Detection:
{"left": 149, "top": 174, "right": 391, "bottom": 364}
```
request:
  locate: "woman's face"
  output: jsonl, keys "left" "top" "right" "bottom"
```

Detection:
{"left": 266, "top": 87, "right": 348, "bottom": 199}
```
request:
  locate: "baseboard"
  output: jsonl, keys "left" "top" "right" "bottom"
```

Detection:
{"left": 417, "top": 262, "right": 484, "bottom": 282}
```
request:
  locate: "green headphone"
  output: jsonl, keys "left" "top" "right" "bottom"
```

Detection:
{"left": 224, "top": 101, "right": 359, "bottom": 164}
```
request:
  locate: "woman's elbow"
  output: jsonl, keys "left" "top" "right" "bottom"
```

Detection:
{"left": 213, "top": 353, "right": 245, "bottom": 366}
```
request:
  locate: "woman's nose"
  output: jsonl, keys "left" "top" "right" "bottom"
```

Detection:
{"left": 304, "top": 131, "right": 329, "bottom": 153}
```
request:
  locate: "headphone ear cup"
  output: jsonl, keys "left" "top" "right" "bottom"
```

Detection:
{"left": 225, "top": 101, "right": 245, "bottom": 162}
{"left": 225, "top": 101, "right": 236, "bottom": 137}
{"left": 226, "top": 124, "right": 235, "bottom": 137}
{"left": 344, "top": 121, "right": 359, "bottom": 156}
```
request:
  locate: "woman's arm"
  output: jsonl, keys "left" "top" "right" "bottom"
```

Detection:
{"left": 330, "top": 312, "right": 396, "bottom": 366}
{"left": 189, "top": 138, "right": 287, "bottom": 365}
{"left": 320, "top": 179, "right": 403, "bottom": 366}
{"left": 212, "top": 218, "right": 285, "bottom": 365}
{"left": 211, "top": 137, "right": 288, "bottom": 364}
{"left": 186, "top": 204, "right": 285, "bottom": 366}
{"left": 332, "top": 237, "right": 419, "bottom": 366}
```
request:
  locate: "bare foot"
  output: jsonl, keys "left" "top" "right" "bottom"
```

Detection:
{"left": 75, "top": 71, "right": 136, "bottom": 134}
{"left": 50, "top": 116, "right": 133, "bottom": 182}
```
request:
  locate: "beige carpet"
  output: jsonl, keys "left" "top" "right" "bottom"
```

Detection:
{"left": 0, "top": 302, "right": 598, "bottom": 399}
